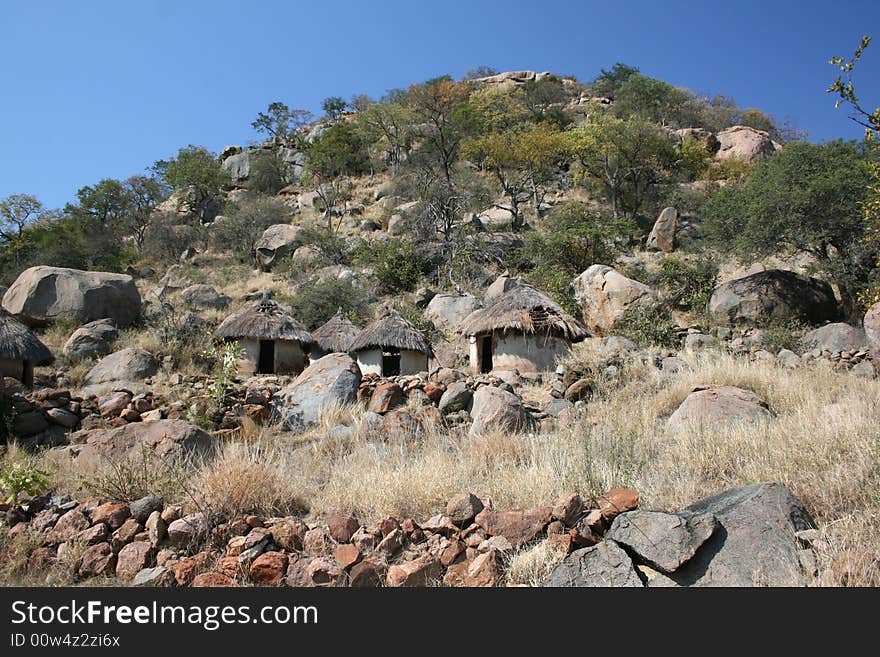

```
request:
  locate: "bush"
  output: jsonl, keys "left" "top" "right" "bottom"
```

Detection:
{"left": 646, "top": 257, "right": 718, "bottom": 313}
{"left": 287, "top": 278, "right": 372, "bottom": 329}
{"left": 353, "top": 239, "right": 433, "bottom": 294}
{"left": 615, "top": 304, "right": 678, "bottom": 348}
{"left": 211, "top": 195, "right": 290, "bottom": 261}
{"left": 248, "top": 150, "right": 287, "bottom": 195}
{"left": 0, "top": 462, "right": 51, "bottom": 508}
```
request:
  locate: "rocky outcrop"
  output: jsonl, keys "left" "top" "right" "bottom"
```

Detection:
{"left": 572, "top": 265, "right": 659, "bottom": 334}
{"left": 83, "top": 349, "right": 160, "bottom": 387}
{"left": 707, "top": 270, "right": 838, "bottom": 326}
{"left": 274, "top": 353, "right": 362, "bottom": 431}
{"left": 3, "top": 266, "right": 141, "bottom": 328}
{"left": 68, "top": 419, "right": 217, "bottom": 463}
{"left": 425, "top": 293, "right": 481, "bottom": 331}
{"left": 716, "top": 125, "right": 778, "bottom": 162}
{"left": 254, "top": 224, "right": 303, "bottom": 271}
{"left": 800, "top": 323, "right": 869, "bottom": 354}
{"left": 667, "top": 385, "right": 773, "bottom": 430}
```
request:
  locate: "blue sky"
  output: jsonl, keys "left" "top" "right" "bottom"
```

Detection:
{"left": 1, "top": 0, "right": 877, "bottom": 209}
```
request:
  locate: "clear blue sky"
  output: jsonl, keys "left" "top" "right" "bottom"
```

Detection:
{"left": 1, "top": 0, "right": 877, "bottom": 209}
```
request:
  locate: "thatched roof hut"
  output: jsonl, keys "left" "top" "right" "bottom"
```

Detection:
{"left": 0, "top": 312, "right": 53, "bottom": 365}
{"left": 311, "top": 309, "right": 360, "bottom": 354}
{"left": 215, "top": 296, "right": 314, "bottom": 346}
{"left": 350, "top": 308, "right": 433, "bottom": 357}
{"left": 460, "top": 283, "right": 590, "bottom": 342}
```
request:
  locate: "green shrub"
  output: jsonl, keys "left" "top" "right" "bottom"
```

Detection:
{"left": 615, "top": 304, "right": 678, "bottom": 348}
{"left": 650, "top": 257, "right": 718, "bottom": 313}
{"left": 0, "top": 462, "right": 52, "bottom": 508}
{"left": 353, "top": 239, "right": 433, "bottom": 294}
{"left": 287, "top": 278, "right": 372, "bottom": 329}
{"left": 211, "top": 195, "right": 291, "bottom": 261}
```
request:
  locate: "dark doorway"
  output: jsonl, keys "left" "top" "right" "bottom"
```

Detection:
{"left": 382, "top": 350, "right": 401, "bottom": 376}
{"left": 258, "top": 340, "right": 275, "bottom": 374}
{"left": 480, "top": 335, "right": 493, "bottom": 373}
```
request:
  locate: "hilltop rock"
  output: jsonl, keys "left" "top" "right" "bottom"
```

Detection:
{"left": 572, "top": 265, "right": 659, "bottom": 334}
{"left": 254, "top": 224, "right": 303, "bottom": 270}
{"left": 3, "top": 266, "right": 141, "bottom": 328}
{"left": 708, "top": 270, "right": 837, "bottom": 326}
{"left": 63, "top": 319, "right": 118, "bottom": 361}
{"left": 222, "top": 149, "right": 251, "bottom": 183}
{"left": 83, "top": 348, "right": 159, "bottom": 386}
{"left": 274, "top": 353, "right": 362, "bottom": 430}
{"left": 716, "top": 125, "right": 778, "bottom": 162}
{"left": 668, "top": 385, "right": 772, "bottom": 430}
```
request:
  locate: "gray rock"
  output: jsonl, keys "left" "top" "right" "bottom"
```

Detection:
{"left": 274, "top": 353, "right": 361, "bottom": 431}
{"left": 777, "top": 349, "right": 802, "bottom": 368}
{"left": 661, "top": 356, "right": 688, "bottom": 373}
{"left": 70, "top": 420, "right": 216, "bottom": 464}
{"left": 46, "top": 408, "right": 79, "bottom": 429}
{"left": 684, "top": 333, "right": 717, "bottom": 352}
{"left": 83, "top": 348, "right": 159, "bottom": 386}
{"left": 167, "top": 512, "right": 210, "bottom": 545}
{"left": 438, "top": 382, "right": 473, "bottom": 414}
{"left": 131, "top": 566, "right": 172, "bottom": 587}
{"left": 708, "top": 270, "right": 838, "bottom": 326}
{"left": 3, "top": 266, "right": 141, "bottom": 328}
{"left": 606, "top": 510, "right": 717, "bottom": 573}
{"left": 600, "top": 335, "right": 638, "bottom": 354}
{"left": 545, "top": 398, "right": 574, "bottom": 417}
{"left": 667, "top": 385, "right": 772, "bottom": 430}
{"left": 222, "top": 150, "right": 250, "bottom": 182}
{"left": 180, "top": 284, "right": 230, "bottom": 310}
{"left": 543, "top": 539, "right": 643, "bottom": 587}
{"left": 851, "top": 361, "right": 876, "bottom": 379}
{"left": 469, "top": 385, "right": 532, "bottom": 436}
{"left": 800, "top": 323, "right": 869, "bottom": 353}
{"left": 572, "top": 265, "right": 659, "bottom": 335}
{"left": 13, "top": 410, "right": 49, "bottom": 436}
{"left": 425, "top": 293, "right": 482, "bottom": 331}
{"left": 254, "top": 224, "right": 303, "bottom": 271}
{"left": 63, "top": 319, "right": 118, "bottom": 361}
{"left": 129, "top": 495, "right": 164, "bottom": 525}
{"left": 864, "top": 301, "right": 880, "bottom": 354}
{"left": 645, "top": 207, "right": 677, "bottom": 252}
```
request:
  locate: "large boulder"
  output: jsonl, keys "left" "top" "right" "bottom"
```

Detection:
{"left": 425, "top": 294, "right": 481, "bottom": 331}
{"left": 477, "top": 205, "right": 516, "bottom": 230}
{"left": 222, "top": 149, "right": 250, "bottom": 183}
{"left": 800, "top": 323, "right": 869, "bottom": 354}
{"left": 469, "top": 385, "right": 532, "bottom": 436}
{"left": 606, "top": 510, "right": 717, "bottom": 573}
{"left": 715, "top": 125, "right": 778, "bottom": 163}
{"left": 273, "top": 353, "right": 362, "bottom": 431}
{"left": 484, "top": 273, "right": 521, "bottom": 304}
{"left": 669, "top": 482, "right": 815, "bottom": 586}
{"left": 180, "top": 284, "right": 230, "bottom": 310}
{"left": 572, "top": 265, "right": 659, "bottom": 334}
{"left": 543, "top": 539, "right": 644, "bottom": 587}
{"left": 70, "top": 419, "right": 217, "bottom": 464}
{"left": 83, "top": 348, "right": 159, "bottom": 386}
{"left": 645, "top": 207, "right": 677, "bottom": 253}
{"left": 865, "top": 302, "right": 880, "bottom": 354}
{"left": 3, "top": 266, "right": 141, "bottom": 328}
{"left": 63, "top": 319, "right": 118, "bottom": 361}
{"left": 667, "top": 385, "right": 772, "bottom": 430}
{"left": 254, "top": 224, "right": 303, "bottom": 271}
{"left": 707, "top": 270, "right": 838, "bottom": 326}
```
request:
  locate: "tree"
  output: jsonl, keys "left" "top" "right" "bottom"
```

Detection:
{"left": 251, "top": 102, "right": 313, "bottom": 143}
{"left": 0, "top": 194, "right": 45, "bottom": 242}
{"left": 121, "top": 176, "right": 164, "bottom": 249}
{"left": 211, "top": 195, "right": 290, "bottom": 261}
{"left": 523, "top": 76, "right": 571, "bottom": 127}
{"left": 358, "top": 92, "right": 414, "bottom": 172}
{"left": 566, "top": 115, "right": 676, "bottom": 218}
{"left": 612, "top": 73, "right": 693, "bottom": 127}
{"left": 152, "top": 146, "right": 230, "bottom": 224}
{"left": 590, "top": 63, "right": 640, "bottom": 98}
{"left": 322, "top": 96, "right": 348, "bottom": 121}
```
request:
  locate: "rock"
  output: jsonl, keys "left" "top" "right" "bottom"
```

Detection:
{"left": 274, "top": 354, "right": 361, "bottom": 431}
{"left": 606, "top": 510, "right": 717, "bottom": 573}
{"left": 71, "top": 419, "right": 216, "bottom": 463}
{"left": 304, "top": 557, "right": 344, "bottom": 587}
{"left": 145, "top": 511, "right": 166, "bottom": 547}
{"left": 333, "top": 543, "right": 362, "bottom": 569}
{"left": 572, "top": 265, "right": 659, "bottom": 335}
{"left": 83, "top": 348, "right": 159, "bottom": 386}
{"left": 707, "top": 270, "right": 838, "bottom": 326}
{"left": 63, "top": 319, "right": 118, "bottom": 361}
{"left": 552, "top": 493, "right": 582, "bottom": 526}
{"left": 167, "top": 512, "right": 211, "bottom": 546}
{"left": 379, "top": 409, "right": 422, "bottom": 435}
{"left": 851, "top": 361, "right": 876, "bottom": 379}
{"left": 438, "top": 382, "right": 473, "bottom": 414}
{"left": 598, "top": 488, "right": 640, "bottom": 521}
{"left": 386, "top": 554, "right": 441, "bottom": 587}
{"left": 599, "top": 335, "right": 638, "bottom": 355}
{"left": 426, "top": 294, "right": 482, "bottom": 331}
{"left": 129, "top": 495, "right": 163, "bottom": 525}
{"left": 684, "top": 333, "right": 717, "bottom": 352}
{"left": 474, "top": 507, "right": 552, "bottom": 548}
{"left": 192, "top": 573, "right": 237, "bottom": 587}
{"left": 564, "top": 378, "right": 593, "bottom": 403}
{"left": 478, "top": 205, "right": 516, "bottom": 230}
{"left": 46, "top": 408, "right": 79, "bottom": 429}
{"left": 98, "top": 391, "right": 131, "bottom": 417}
{"left": 543, "top": 539, "right": 643, "bottom": 587}
{"left": 667, "top": 385, "right": 772, "bottom": 430}
{"left": 13, "top": 410, "right": 49, "bottom": 437}
{"left": 90, "top": 502, "right": 130, "bottom": 529}
{"left": 444, "top": 549, "right": 503, "bottom": 587}
{"left": 864, "top": 301, "right": 880, "bottom": 354}
{"left": 469, "top": 386, "right": 532, "bottom": 436}
{"left": 254, "top": 224, "right": 303, "bottom": 270}
{"left": 349, "top": 558, "right": 387, "bottom": 587}
{"left": 716, "top": 125, "right": 777, "bottom": 163}
{"left": 46, "top": 509, "right": 90, "bottom": 544}
{"left": 131, "top": 566, "right": 172, "bottom": 587}
{"left": 800, "top": 323, "right": 869, "bottom": 353}
{"left": 270, "top": 517, "right": 307, "bottom": 551}
{"left": 78, "top": 543, "right": 116, "bottom": 578}
{"left": 172, "top": 551, "right": 213, "bottom": 587}
{"left": 446, "top": 493, "right": 484, "bottom": 525}
{"left": 777, "top": 349, "right": 801, "bottom": 368}
{"left": 366, "top": 382, "right": 404, "bottom": 414}
{"left": 180, "top": 284, "right": 230, "bottom": 310}
{"left": 669, "top": 482, "right": 816, "bottom": 586}
{"left": 484, "top": 273, "right": 522, "bottom": 304}
{"left": 326, "top": 514, "right": 360, "bottom": 543}
{"left": 3, "top": 266, "right": 141, "bottom": 328}
{"left": 222, "top": 149, "right": 250, "bottom": 182}
{"left": 116, "top": 541, "right": 153, "bottom": 580}
{"left": 645, "top": 207, "right": 677, "bottom": 252}
{"left": 249, "top": 551, "right": 289, "bottom": 586}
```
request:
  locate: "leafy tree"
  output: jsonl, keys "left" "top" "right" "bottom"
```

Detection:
{"left": 0, "top": 194, "right": 46, "bottom": 242}
{"left": 252, "top": 102, "right": 313, "bottom": 143}
{"left": 358, "top": 92, "right": 414, "bottom": 172}
{"left": 523, "top": 76, "right": 571, "bottom": 127}
{"left": 464, "top": 65, "right": 499, "bottom": 80}
{"left": 612, "top": 73, "right": 692, "bottom": 127}
{"left": 248, "top": 150, "right": 287, "bottom": 195}
{"left": 322, "top": 96, "right": 348, "bottom": 120}
{"left": 590, "top": 63, "right": 640, "bottom": 98}
{"left": 468, "top": 86, "right": 531, "bottom": 134}
{"left": 152, "top": 146, "right": 229, "bottom": 224}
{"left": 353, "top": 238, "right": 433, "bottom": 294}
{"left": 287, "top": 278, "right": 372, "bottom": 329}
{"left": 305, "top": 122, "right": 371, "bottom": 230}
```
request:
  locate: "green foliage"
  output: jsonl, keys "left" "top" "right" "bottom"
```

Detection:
{"left": 322, "top": 96, "right": 349, "bottom": 120}
{"left": 306, "top": 122, "right": 371, "bottom": 179}
{"left": 248, "top": 150, "right": 287, "bottom": 195}
{"left": 211, "top": 195, "right": 290, "bottom": 261}
{"left": 252, "top": 102, "right": 313, "bottom": 142}
{"left": 152, "top": 146, "right": 229, "bottom": 223}
{"left": 0, "top": 462, "right": 52, "bottom": 507}
{"left": 612, "top": 73, "right": 692, "bottom": 127}
{"left": 614, "top": 304, "right": 678, "bottom": 348}
{"left": 287, "top": 278, "right": 372, "bottom": 329}
{"left": 291, "top": 227, "right": 354, "bottom": 267}
{"left": 204, "top": 341, "right": 245, "bottom": 414}
{"left": 590, "top": 63, "right": 641, "bottom": 98}
{"left": 648, "top": 257, "right": 718, "bottom": 313}
{"left": 353, "top": 239, "right": 433, "bottom": 294}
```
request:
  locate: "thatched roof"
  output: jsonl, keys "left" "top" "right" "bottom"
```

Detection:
{"left": 349, "top": 308, "right": 433, "bottom": 356}
{"left": 215, "top": 296, "right": 314, "bottom": 345}
{"left": 460, "top": 283, "right": 591, "bottom": 342}
{"left": 0, "top": 312, "right": 53, "bottom": 364}
{"left": 311, "top": 309, "right": 360, "bottom": 353}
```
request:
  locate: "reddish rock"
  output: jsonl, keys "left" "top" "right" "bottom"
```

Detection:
{"left": 90, "top": 502, "right": 131, "bottom": 529}
{"left": 285, "top": 555, "right": 315, "bottom": 587}
{"left": 145, "top": 511, "right": 166, "bottom": 547}
{"left": 27, "top": 547, "right": 56, "bottom": 572}
{"left": 244, "top": 527, "right": 271, "bottom": 550}
{"left": 249, "top": 551, "right": 289, "bottom": 586}
{"left": 192, "top": 572, "right": 237, "bottom": 587}
{"left": 351, "top": 526, "right": 379, "bottom": 552}
{"left": 474, "top": 507, "right": 553, "bottom": 548}
{"left": 270, "top": 517, "right": 308, "bottom": 551}
{"left": 244, "top": 404, "right": 271, "bottom": 424}
{"left": 46, "top": 509, "right": 90, "bottom": 544}
{"left": 303, "top": 528, "right": 330, "bottom": 555}
{"left": 78, "top": 543, "right": 115, "bottom": 577}
{"left": 423, "top": 383, "right": 446, "bottom": 403}
{"left": 598, "top": 488, "right": 639, "bottom": 521}
{"left": 116, "top": 541, "right": 153, "bottom": 580}
{"left": 226, "top": 535, "right": 247, "bottom": 557}
{"left": 214, "top": 556, "right": 241, "bottom": 580}
{"left": 366, "top": 382, "right": 404, "bottom": 413}
{"left": 552, "top": 492, "right": 583, "bottom": 526}
{"left": 378, "top": 516, "right": 400, "bottom": 537}
{"left": 446, "top": 493, "right": 484, "bottom": 525}
{"left": 380, "top": 409, "right": 422, "bottom": 435}
{"left": 172, "top": 551, "right": 213, "bottom": 587}
{"left": 440, "top": 540, "right": 467, "bottom": 567}
{"left": 377, "top": 528, "right": 404, "bottom": 557}
{"left": 326, "top": 514, "right": 360, "bottom": 543}
{"left": 583, "top": 509, "right": 605, "bottom": 533}
{"left": 76, "top": 523, "right": 109, "bottom": 545}
{"left": 386, "top": 554, "right": 441, "bottom": 587}
{"left": 305, "top": 557, "right": 344, "bottom": 587}
{"left": 112, "top": 518, "right": 142, "bottom": 550}
{"left": 550, "top": 532, "right": 577, "bottom": 554}
{"left": 443, "top": 549, "right": 502, "bottom": 587}
{"left": 421, "top": 514, "right": 458, "bottom": 534}
{"left": 349, "top": 557, "right": 387, "bottom": 587}
{"left": 334, "top": 543, "right": 362, "bottom": 569}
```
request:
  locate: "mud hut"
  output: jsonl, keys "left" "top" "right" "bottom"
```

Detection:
{"left": 460, "top": 283, "right": 590, "bottom": 374}
{"left": 215, "top": 295, "right": 314, "bottom": 375}
{"left": 0, "top": 312, "right": 53, "bottom": 386}
{"left": 349, "top": 308, "right": 433, "bottom": 376}
{"left": 309, "top": 309, "right": 361, "bottom": 361}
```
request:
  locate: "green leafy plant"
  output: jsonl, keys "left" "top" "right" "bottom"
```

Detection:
{"left": 615, "top": 304, "right": 678, "bottom": 348}
{"left": 204, "top": 341, "right": 246, "bottom": 414}
{"left": 0, "top": 462, "right": 52, "bottom": 507}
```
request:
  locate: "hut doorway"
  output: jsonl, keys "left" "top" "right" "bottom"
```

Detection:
{"left": 480, "top": 335, "right": 493, "bottom": 373}
{"left": 258, "top": 340, "right": 275, "bottom": 374}
{"left": 382, "top": 349, "right": 401, "bottom": 377}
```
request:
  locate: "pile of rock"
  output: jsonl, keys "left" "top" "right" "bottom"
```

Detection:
{"left": 2, "top": 386, "right": 84, "bottom": 447}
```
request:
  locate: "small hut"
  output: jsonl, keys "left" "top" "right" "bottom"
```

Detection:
{"left": 215, "top": 295, "right": 314, "bottom": 375}
{"left": 460, "top": 283, "right": 590, "bottom": 374}
{"left": 0, "top": 312, "right": 53, "bottom": 386}
{"left": 309, "top": 309, "right": 361, "bottom": 362}
{"left": 349, "top": 308, "right": 433, "bottom": 376}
